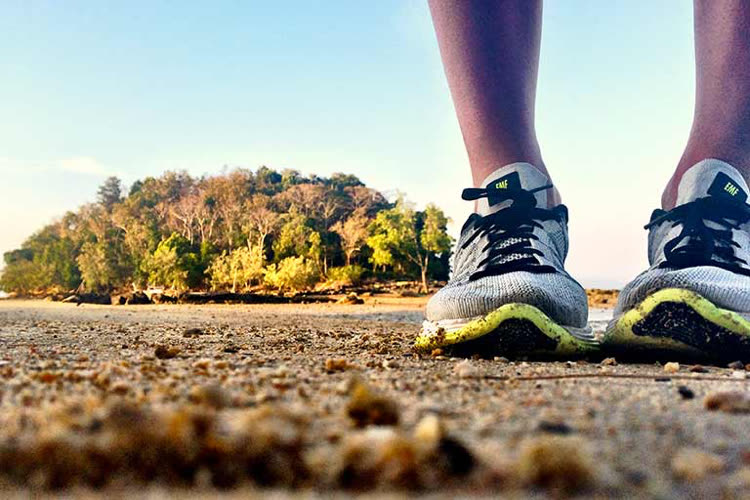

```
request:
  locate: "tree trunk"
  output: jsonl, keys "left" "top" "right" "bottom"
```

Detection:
{"left": 421, "top": 254, "right": 430, "bottom": 293}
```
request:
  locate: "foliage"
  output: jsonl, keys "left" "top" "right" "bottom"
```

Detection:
{"left": 263, "top": 256, "right": 320, "bottom": 291}
{"left": 332, "top": 209, "right": 369, "bottom": 266}
{"left": 141, "top": 233, "right": 207, "bottom": 290}
{"left": 367, "top": 199, "right": 453, "bottom": 292}
{"left": 208, "top": 246, "right": 264, "bottom": 292}
{"left": 326, "top": 265, "right": 365, "bottom": 286}
{"left": 0, "top": 167, "right": 453, "bottom": 294}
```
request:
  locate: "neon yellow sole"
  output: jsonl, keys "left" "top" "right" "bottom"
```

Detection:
{"left": 416, "top": 303, "right": 596, "bottom": 356}
{"left": 604, "top": 288, "right": 750, "bottom": 357}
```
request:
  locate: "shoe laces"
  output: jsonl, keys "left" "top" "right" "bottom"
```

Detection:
{"left": 460, "top": 183, "right": 559, "bottom": 281}
{"left": 647, "top": 196, "right": 750, "bottom": 276}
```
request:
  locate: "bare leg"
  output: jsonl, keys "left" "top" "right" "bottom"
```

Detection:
{"left": 664, "top": 0, "right": 750, "bottom": 208}
{"left": 428, "top": 0, "right": 557, "bottom": 202}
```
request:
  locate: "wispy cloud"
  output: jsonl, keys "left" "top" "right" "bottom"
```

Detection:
{"left": 57, "top": 156, "right": 109, "bottom": 176}
{"left": 0, "top": 156, "right": 114, "bottom": 177}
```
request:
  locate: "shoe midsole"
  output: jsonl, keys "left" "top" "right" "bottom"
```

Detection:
{"left": 423, "top": 308, "right": 594, "bottom": 342}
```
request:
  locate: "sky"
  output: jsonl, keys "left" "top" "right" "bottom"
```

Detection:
{"left": 0, "top": 1, "right": 696, "bottom": 288}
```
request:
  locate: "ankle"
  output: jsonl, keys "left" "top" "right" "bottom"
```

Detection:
{"left": 472, "top": 160, "right": 561, "bottom": 208}
{"left": 664, "top": 151, "right": 750, "bottom": 209}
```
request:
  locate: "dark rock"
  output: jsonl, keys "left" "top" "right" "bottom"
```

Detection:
{"left": 677, "top": 386, "right": 695, "bottom": 400}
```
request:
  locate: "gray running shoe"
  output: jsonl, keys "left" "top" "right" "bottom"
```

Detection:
{"left": 606, "top": 159, "right": 750, "bottom": 360}
{"left": 416, "top": 163, "right": 595, "bottom": 357}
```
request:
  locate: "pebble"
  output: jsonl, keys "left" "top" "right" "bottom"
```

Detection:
{"left": 727, "top": 360, "right": 745, "bottom": 370}
{"left": 454, "top": 360, "right": 478, "bottom": 379}
{"left": 671, "top": 448, "right": 725, "bottom": 481}
{"left": 183, "top": 327, "right": 206, "bottom": 337}
{"left": 345, "top": 379, "right": 399, "bottom": 427}
{"left": 677, "top": 386, "right": 695, "bottom": 400}
{"left": 154, "top": 345, "right": 180, "bottom": 359}
{"left": 517, "top": 436, "right": 595, "bottom": 492}
{"left": 600, "top": 357, "right": 617, "bottom": 366}
{"left": 664, "top": 362, "right": 680, "bottom": 374}
{"left": 705, "top": 391, "right": 750, "bottom": 413}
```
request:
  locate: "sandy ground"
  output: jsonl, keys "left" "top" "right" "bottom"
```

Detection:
{"left": 0, "top": 298, "right": 749, "bottom": 498}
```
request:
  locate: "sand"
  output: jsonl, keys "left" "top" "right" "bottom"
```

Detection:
{"left": 0, "top": 298, "right": 749, "bottom": 497}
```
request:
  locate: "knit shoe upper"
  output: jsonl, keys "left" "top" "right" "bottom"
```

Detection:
{"left": 425, "top": 163, "right": 588, "bottom": 329}
{"left": 616, "top": 159, "right": 750, "bottom": 317}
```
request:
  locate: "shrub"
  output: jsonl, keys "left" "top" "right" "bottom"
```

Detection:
{"left": 263, "top": 256, "right": 319, "bottom": 292}
{"left": 208, "top": 247, "right": 264, "bottom": 292}
{"left": 326, "top": 265, "right": 365, "bottom": 286}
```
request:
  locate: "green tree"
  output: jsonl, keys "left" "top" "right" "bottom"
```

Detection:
{"left": 263, "top": 256, "right": 319, "bottom": 292}
{"left": 97, "top": 176, "right": 123, "bottom": 211}
{"left": 208, "top": 246, "right": 264, "bottom": 292}
{"left": 272, "top": 209, "right": 322, "bottom": 266}
{"left": 367, "top": 199, "right": 452, "bottom": 292}
{"left": 142, "top": 233, "right": 206, "bottom": 290}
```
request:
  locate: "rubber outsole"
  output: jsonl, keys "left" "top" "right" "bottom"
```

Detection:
{"left": 416, "top": 303, "right": 596, "bottom": 358}
{"left": 604, "top": 288, "right": 750, "bottom": 362}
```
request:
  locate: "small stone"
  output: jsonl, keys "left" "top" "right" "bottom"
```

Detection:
{"left": 728, "top": 360, "right": 745, "bottom": 370}
{"left": 689, "top": 365, "right": 709, "bottom": 373}
{"left": 189, "top": 384, "right": 228, "bottom": 408}
{"left": 325, "top": 358, "right": 353, "bottom": 373}
{"left": 183, "top": 327, "right": 206, "bottom": 337}
{"left": 430, "top": 348, "right": 443, "bottom": 357}
{"left": 517, "top": 436, "right": 595, "bottom": 492}
{"left": 538, "top": 420, "right": 573, "bottom": 435}
{"left": 336, "top": 293, "right": 364, "bottom": 305}
{"left": 381, "top": 359, "right": 398, "bottom": 370}
{"left": 671, "top": 448, "right": 725, "bottom": 481}
{"left": 110, "top": 381, "right": 131, "bottom": 395}
{"left": 345, "top": 379, "right": 399, "bottom": 427}
{"left": 154, "top": 345, "right": 180, "bottom": 359}
{"left": 677, "top": 386, "right": 695, "bottom": 400}
{"left": 454, "top": 360, "right": 478, "bottom": 379}
{"left": 600, "top": 357, "right": 617, "bottom": 366}
{"left": 705, "top": 391, "right": 750, "bottom": 413}
{"left": 664, "top": 362, "right": 680, "bottom": 373}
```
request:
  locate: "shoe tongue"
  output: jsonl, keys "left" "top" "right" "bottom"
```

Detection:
{"left": 675, "top": 159, "right": 749, "bottom": 206}
{"left": 476, "top": 162, "right": 549, "bottom": 216}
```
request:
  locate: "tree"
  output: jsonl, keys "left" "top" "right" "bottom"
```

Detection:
{"left": 97, "top": 177, "right": 123, "bottom": 211}
{"left": 272, "top": 209, "right": 321, "bottom": 265}
{"left": 208, "top": 246, "right": 264, "bottom": 292}
{"left": 243, "top": 195, "right": 281, "bottom": 259}
{"left": 418, "top": 204, "right": 453, "bottom": 290}
{"left": 142, "top": 233, "right": 205, "bottom": 290}
{"left": 0, "top": 165, "right": 453, "bottom": 295}
{"left": 367, "top": 199, "right": 453, "bottom": 292}
{"left": 263, "top": 256, "right": 319, "bottom": 292}
{"left": 332, "top": 209, "right": 370, "bottom": 265}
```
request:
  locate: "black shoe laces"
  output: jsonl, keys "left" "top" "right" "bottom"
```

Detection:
{"left": 460, "top": 183, "right": 559, "bottom": 281}
{"left": 646, "top": 196, "right": 750, "bottom": 276}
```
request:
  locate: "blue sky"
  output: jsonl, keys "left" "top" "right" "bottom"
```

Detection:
{"left": 0, "top": 1, "right": 695, "bottom": 287}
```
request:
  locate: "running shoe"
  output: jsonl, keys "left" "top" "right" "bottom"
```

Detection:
{"left": 605, "top": 159, "right": 750, "bottom": 360}
{"left": 416, "top": 163, "right": 595, "bottom": 357}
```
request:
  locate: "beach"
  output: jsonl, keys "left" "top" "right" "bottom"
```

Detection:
{"left": 0, "top": 298, "right": 748, "bottom": 497}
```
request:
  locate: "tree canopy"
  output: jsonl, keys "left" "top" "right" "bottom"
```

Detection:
{"left": 1, "top": 167, "right": 453, "bottom": 293}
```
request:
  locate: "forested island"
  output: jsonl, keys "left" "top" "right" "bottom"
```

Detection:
{"left": 1, "top": 167, "right": 453, "bottom": 299}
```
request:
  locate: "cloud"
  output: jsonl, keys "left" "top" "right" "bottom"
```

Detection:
{"left": 57, "top": 156, "right": 109, "bottom": 176}
{"left": 0, "top": 156, "right": 113, "bottom": 177}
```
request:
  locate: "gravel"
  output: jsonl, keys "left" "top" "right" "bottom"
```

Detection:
{"left": 0, "top": 299, "right": 749, "bottom": 497}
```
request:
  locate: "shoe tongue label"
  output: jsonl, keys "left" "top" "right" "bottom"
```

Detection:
{"left": 707, "top": 172, "right": 748, "bottom": 203}
{"left": 486, "top": 171, "right": 522, "bottom": 206}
